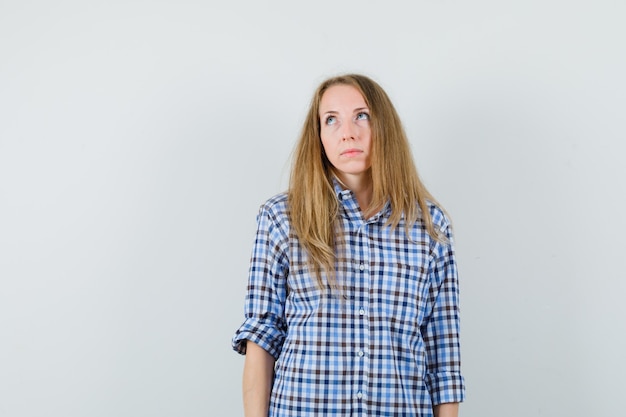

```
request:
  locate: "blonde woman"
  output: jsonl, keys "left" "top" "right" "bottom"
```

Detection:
{"left": 232, "top": 74, "right": 465, "bottom": 417}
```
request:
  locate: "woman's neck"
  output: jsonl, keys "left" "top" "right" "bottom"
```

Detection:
{"left": 335, "top": 172, "right": 374, "bottom": 217}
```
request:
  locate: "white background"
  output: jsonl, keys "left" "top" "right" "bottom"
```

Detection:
{"left": 1, "top": 1, "right": 625, "bottom": 416}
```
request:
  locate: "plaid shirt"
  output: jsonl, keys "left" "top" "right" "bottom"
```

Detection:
{"left": 232, "top": 180, "right": 465, "bottom": 416}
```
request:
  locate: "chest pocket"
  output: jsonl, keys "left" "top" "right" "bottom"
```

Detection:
{"left": 370, "top": 261, "right": 430, "bottom": 325}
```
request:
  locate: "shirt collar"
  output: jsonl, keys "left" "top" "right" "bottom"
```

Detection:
{"left": 332, "top": 177, "right": 391, "bottom": 224}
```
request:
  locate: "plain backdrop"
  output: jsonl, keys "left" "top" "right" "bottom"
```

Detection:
{"left": 1, "top": 1, "right": 625, "bottom": 416}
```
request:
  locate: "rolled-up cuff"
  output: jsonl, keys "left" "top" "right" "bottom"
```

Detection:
{"left": 425, "top": 371, "right": 466, "bottom": 405}
{"left": 231, "top": 315, "right": 286, "bottom": 360}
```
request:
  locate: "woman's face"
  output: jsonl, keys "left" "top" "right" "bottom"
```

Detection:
{"left": 319, "top": 84, "right": 372, "bottom": 184}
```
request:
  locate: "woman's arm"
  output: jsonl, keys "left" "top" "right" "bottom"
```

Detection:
{"left": 242, "top": 341, "right": 275, "bottom": 417}
{"left": 434, "top": 402, "right": 459, "bottom": 417}
{"left": 422, "top": 220, "right": 465, "bottom": 408}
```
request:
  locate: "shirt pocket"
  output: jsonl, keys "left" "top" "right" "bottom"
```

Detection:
{"left": 371, "top": 261, "right": 429, "bottom": 325}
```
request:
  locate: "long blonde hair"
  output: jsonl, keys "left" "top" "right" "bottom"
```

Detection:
{"left": 288, "top": 74, "right": 442, "bottom": 288}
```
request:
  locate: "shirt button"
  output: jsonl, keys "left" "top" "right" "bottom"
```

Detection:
{"left": 356, "top": 392, "right": 363, "bottom": 399}
{"left": 357, "top": 350, "right": 364, "bottom": 357}
{"left": 359, "top": 263, "right": 365, "bottom": 271}
{"left": 359, "top": 308, "right": 365, "bottom": 316}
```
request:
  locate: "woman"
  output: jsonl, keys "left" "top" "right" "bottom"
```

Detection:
{"left": 232, "top": 74, "right": 465, "bottom": 416}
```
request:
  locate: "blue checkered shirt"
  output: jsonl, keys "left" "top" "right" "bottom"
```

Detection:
{"left": 232, "top": 181, "right": 465, "bottom": 416}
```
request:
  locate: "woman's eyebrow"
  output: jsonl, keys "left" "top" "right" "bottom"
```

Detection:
{"left": 320, "top": 107, "right": 369, "bottom": 116}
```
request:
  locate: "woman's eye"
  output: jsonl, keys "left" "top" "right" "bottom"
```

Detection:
{"left": 325, "top": 116, "right": 337, "bottom": 125}
{"left": 356, "top": 112, "right": 370, "bottom": 121}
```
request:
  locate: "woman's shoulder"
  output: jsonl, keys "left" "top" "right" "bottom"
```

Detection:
{"left": 261, "top": 191, "right": 288, "bottom": 209}
{"left": 425, "top": 199, "right": 451, "bottom": 231}
{"left": 257, "top": 191, "right": 290, "bottom": 221}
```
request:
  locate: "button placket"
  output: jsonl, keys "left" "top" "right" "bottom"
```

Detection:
{"left": 354, "top": 222, "right": 370, "bottom": 409}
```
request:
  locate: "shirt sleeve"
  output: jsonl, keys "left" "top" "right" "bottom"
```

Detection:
{"left": 231, "top": 203, "right": 289, "bottom": 361}
{"left": 421, "top": 220, "right": 466, "bottom": 405}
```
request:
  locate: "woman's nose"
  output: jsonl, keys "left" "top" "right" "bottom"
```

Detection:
{"left": 341, "top": 122, "right": 356, "bottom": 140}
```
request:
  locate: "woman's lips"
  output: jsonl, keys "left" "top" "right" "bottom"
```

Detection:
{"left": 341, "top": 149, "right": 362, "bottom": 157}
